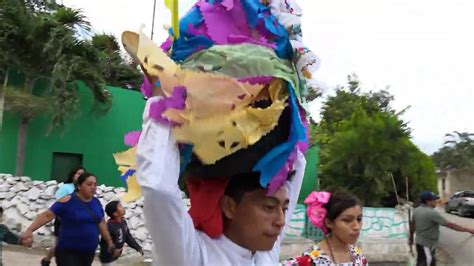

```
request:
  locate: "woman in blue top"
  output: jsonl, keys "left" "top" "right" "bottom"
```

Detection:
{"left": 21, "top": 172, "right": 115, "bottom": 266}
{"left": 41, "top": 166, "right": 86, "bottom": 266}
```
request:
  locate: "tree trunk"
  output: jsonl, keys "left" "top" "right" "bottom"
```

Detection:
{"left": 0, "top": 68, "right": 9, "bottom": 131}
{"left": 15, "top": 116, "right": 30, "bottom": 176}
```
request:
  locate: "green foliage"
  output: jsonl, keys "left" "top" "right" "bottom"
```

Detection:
{"left": 0, "top": 0, "right": 142, "bottom": 127}
{"left": 317, "top": 75, "right": 437, "bottom": 206}
{"left": 432, "top": 131, "right": 474, "bottom": 172}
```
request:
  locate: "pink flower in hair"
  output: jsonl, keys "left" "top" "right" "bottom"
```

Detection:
{"left": 304, "top": 191, "right": 331, "bottom": 234}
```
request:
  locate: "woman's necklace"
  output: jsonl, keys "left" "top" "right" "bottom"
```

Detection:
{"left": 325, "top": 237, "right": 355, "bottom": 265}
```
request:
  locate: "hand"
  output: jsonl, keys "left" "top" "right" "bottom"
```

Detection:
{"left": 113, "top": 248, "right": 123, "bottom": 258}
{"left": 20, "top": 230, "right": 33, "bottom": 247}
{"left": 107, "top": 241, "right": 116, "bottom": 254}
{"left": 469, "top": 228, "right": 474, "bottom": 235}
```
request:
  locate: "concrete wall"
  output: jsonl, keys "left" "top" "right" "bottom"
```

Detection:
{"left": 438, "top": 170, "right": 474, "bottom": 199}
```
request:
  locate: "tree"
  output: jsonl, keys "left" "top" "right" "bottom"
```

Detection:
{"left": 432, "top": 131, "right": 474, "bottom": 172}
{"left": 317, "top": 75, "right": 437, "bottom": 206}
{"left": 91, "top": 33, "right": 143, "bottom": 89}
{"left": 0, "top": 0, "right": 134, "bottom": 175}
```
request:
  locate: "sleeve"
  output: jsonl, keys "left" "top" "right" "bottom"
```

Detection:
{"left": 124, "top": 221, "right": 142, "bottom": 251}
{"left": 136, "top": 97, "right": 201, "bottom": 265}
{"left": 54, "top": 185, "right": 69, "bottom": 199}
{"left": 1, "top": 225, "right": 20, "bottom": 245}
{"left": 95, "top": 199, "right": 105, "bottom": 220}
{"left": 49, "top": 201, "right": 66, "bottom": 217}
{"left": 107, "top": 222, "right": 118, "bottom": 246}
{"left": 431, "top": 210, "right": 448, "bottom": 226}
{"left": 269, "top": 151, "right": 307, "bottom": 259}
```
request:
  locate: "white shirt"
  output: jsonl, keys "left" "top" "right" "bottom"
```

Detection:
{"left": 136, "top": 97, "right": 307, "bottom": 266}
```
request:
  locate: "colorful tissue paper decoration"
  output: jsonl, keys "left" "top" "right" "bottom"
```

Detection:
{"left": 121, "top": 0, "right": 320, "bottom": 198}
{"left": 113, "top": 145, "right": 142, "bottom": 202}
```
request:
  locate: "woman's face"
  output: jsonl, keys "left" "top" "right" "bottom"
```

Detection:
{"left": 73, "top": 168, "right": 85, "bottom": 182}
{"left": 326, "top": 205, "right": 363, "bottom": 245}
{"left": 77, "top": 175, "right": 97, "bottom": 199}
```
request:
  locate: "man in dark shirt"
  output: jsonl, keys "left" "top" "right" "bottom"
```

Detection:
{"left": 99, "top": 201, "right": 143, "bottom": 265}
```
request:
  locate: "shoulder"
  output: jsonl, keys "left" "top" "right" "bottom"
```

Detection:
{"left": 92, "top": 197, "right": 102, "bottom": 206}
{"left": 57, "top": 195, "right": 72, "bottom": 203}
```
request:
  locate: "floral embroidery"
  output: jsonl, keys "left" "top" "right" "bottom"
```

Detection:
{"left": 310, "top": 249, "right": 320, "bottom": 258}
{"left": 281, "top": 244, "right": 368, "bottom": 266}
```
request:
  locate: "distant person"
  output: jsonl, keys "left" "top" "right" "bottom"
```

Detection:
{"left": 0, "top": 206, "right": 23, "bottom": 266}
{"left": 21, "top": 172, "right": 115, "bottom": 266}
{"left": 410, "top": 191, "right": 474, "bottom": 266}
{"left": 99, "top": 201, "right": 143, "bottom": 265}
{"left": 41, "top": 166, "right": 86, "bottom": 266}
{"left": 281, "top": 191, "right": 368, "bottom": 265}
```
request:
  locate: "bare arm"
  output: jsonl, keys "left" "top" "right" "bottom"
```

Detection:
{"left": 446, "top": 222, "right": 474, "bottom": 234}
{"left": 26, "top": 210, "right": 55, "bottom": 233}
{"left": 20, "top": 210, "right": 55, "bottom": 246}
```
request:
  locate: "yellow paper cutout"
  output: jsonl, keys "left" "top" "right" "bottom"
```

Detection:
{"left": 121, "top": 175, "right": 142, "bottom": 202}
{"left": 112, "top": 147, "right": 137, "bottom": 167}
{"left": 171, "top": 79, "right": 288, "bottom": 164}
{"left": 164, "top": 0, "right": 179, "bottom": 38}
{"left": 113, "top": 147, "right": 142, "bottom": 202}
{"left": 121, "top": 31, "right": 289, "bottom": 164}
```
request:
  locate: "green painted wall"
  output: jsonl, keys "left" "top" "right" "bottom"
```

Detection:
{"left": 0, "top": 112, "right": 20, "bottom": 173}
{"left": 1, "top": 80, "right": 320, "bottom": 191}
{"left": 0, "top": 82, "right": 145, "bottom": 187}
{"left": 298, "top": 145, "right": 320, "bottom": 203}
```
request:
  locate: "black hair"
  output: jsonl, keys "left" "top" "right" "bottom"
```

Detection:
{"left": 324, "top": 192, "right": 363, "bottom": 221}
{"left": 105, "top": 200, "right": 120, "bottom": 218}
{"left": 74, "top": 172, "right": 96, "bottom": 191}
{"left": 223, "top": 171, "right": 296, "bottom": 203}
{"left": 0, "top": 206, "right": 3, "bottom": 214}
{"left": 224, "top": 172, "right": 264, "bottom": 203}
{"left": 65, "top": 166, "right": 86, "bottom": 184}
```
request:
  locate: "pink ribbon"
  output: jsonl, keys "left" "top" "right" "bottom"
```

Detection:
{"left": 304, "top": 191, "right": 331, "bottom": 234}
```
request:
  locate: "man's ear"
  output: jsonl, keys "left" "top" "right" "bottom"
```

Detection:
{"left": 221, "top": 195, "right": 237, "bottom": 220}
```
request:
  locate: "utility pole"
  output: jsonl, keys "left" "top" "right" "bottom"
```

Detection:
{"left": 151, "top": 0, "right": 157, "bottom": 40}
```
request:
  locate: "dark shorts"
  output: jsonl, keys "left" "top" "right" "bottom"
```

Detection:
{"left": 55, "top": 249, "right": 95, "bottom": 266}
{"left": 53, "top": 218, "right": 61, "bottom": 237}
{"left": 416, "top": 244, "right": 436, "bottom": 266}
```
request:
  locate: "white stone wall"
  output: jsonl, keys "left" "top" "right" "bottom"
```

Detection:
{"left": 0, "top": 173, "right": 160, "bottom": 257}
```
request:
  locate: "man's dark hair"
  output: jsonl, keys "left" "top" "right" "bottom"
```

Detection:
{"left": 105, "top": 201, "right": 120, "bottom": 218}
{"left": 224, "top": 172, "right": 263, "bottom": 203}
{"left": 65, "top": 166, "right": 86, "bottom": 184}
{"left": 324, "top": 192, "right": 363, "bottom": 221}
{"left": 224, "top": 171, "right": 296, "bottom": 203}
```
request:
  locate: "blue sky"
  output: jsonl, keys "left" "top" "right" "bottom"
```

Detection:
{"left": 64, "top": 0, "right": 474, "bottom": 155}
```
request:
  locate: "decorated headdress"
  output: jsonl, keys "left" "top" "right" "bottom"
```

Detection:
{"left": 116, "top": 0, "right": 320, "bottom": 237}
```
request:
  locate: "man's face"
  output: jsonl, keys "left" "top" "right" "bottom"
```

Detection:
{"left": 427, "top": 199, "right": 438, "bottom": 208}
{"left": 222, "top": 187, "right": 289, "bottom": 252}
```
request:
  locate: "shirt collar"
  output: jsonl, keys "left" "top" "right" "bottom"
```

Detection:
{"left": 219, "top": 235, "right": 254, "bottom": 260}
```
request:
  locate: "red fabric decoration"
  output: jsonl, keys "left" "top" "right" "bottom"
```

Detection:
{"left": 295, "top": 255, "right": 312, "bottom": 266}
{"left": 187, "top": 177, "right": 231, "bottom": 238}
